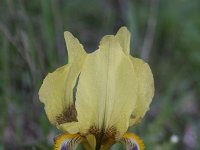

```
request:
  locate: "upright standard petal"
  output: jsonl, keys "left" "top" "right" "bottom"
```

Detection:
{"left": 64, "top": 31, "right": 86, "bottom": 63}
{"left": 115, "top": 26, "right": 131, "bottom": 55}
{"left": 39, "top": 32, "right": 87, "bottom": 133}
{"left": 129, "top": 57, "right": 154, "bottom": 126}
{"left": 63, "top": 31, "right": 86, "bottom": 107}
{"left": 75, "top": 35, "right": 138, "bottom": 136}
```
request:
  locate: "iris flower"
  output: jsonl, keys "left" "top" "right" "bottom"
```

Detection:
{"left": 39, "top": 27, "right": 154, "bottom": 150}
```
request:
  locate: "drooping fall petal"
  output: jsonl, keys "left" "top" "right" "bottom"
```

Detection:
{"left": 120, "top": 132, "right": 145, "bottom": 150}
{"left": 54, "top": 133, "right": 84, "bottom": 150}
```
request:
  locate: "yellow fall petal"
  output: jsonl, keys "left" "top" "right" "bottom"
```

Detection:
{"left": 54, "top": 133, "right": 83, "bottom": 150}
{"left": 75, "top": 35, "right": 138, "bottom": 135}
{"left": 121, "top": 132, "right": 145, "bottom": 150}
{"left": 129, "top": 57, "right": 154, "bottom": 126}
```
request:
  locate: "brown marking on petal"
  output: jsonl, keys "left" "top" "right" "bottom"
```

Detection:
{"left": 88, "top": 125, "right": 119, "bottom": 149}
{"left": 56, "top": 104, "right": 78, "bottom": 125}
{"left": 88, "top": 126, "right": 118, "bottom": 139}
{"left": 130, "top": 114, "right": 136, "bottom": 119}
{"left": 102, "top": 126, "right": 118, "bottom": 149}
{"left": 103, "top": 126, "right": 121, "bottom": 143}
{"left": 104, "top": 126, "right": 118, "bottom": 139}
{"left": 88, "top": 125, "right": 100, "bottom": 136}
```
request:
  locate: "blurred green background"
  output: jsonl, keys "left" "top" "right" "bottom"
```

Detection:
{"left": 0, "top": 0, "right": 200, "bottom": 149}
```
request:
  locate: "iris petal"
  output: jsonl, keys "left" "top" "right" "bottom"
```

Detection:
{"left": 75, "top": 35, "right": 138, "bottom": 135}
{"left": 39, "top": 31, "right": 87, "bottom": 133}
{"left": 39, "top": 65, "right": 71, "bottom": 126}
{"left": 115, "top": 26, "right": 131, "bottom": 55}
{"left": 120, "top": 132, "right": 145, "bottom": 150}
{"left": 129, "top": 57, "right": 154, "bottom": 126}
{"left": 54, "top": 133, "right": 84, "bottom": 150}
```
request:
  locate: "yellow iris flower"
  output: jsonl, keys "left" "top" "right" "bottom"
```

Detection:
{"left": 39, "top": 27, "right": 154, "bottom": 150}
